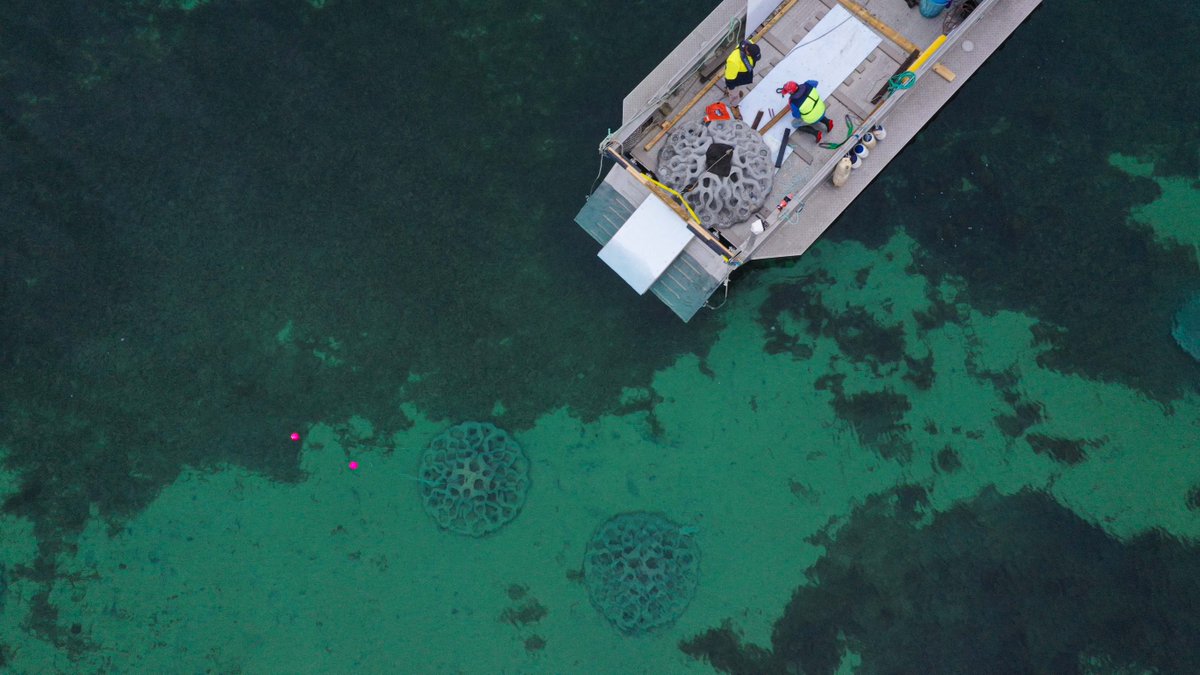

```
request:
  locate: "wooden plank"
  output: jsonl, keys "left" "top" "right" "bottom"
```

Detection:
{"left": 760, "top": 107, "right": 790, "bottom": 135}
{"left": 933, "top": 63, "right": 956, "bottom": 81}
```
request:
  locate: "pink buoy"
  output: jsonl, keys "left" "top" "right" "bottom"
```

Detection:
{"left": 348, "top": 461, "right": 359, "bottom": 471}
{"left": 289, "top": 432, "right": 301, "bottom": 442}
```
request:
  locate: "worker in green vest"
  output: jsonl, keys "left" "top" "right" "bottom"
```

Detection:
{"left": 723, "top": 39, "right": 761, "bottom": 107}
{"left": 778, "top": 79, "right": 834, "bottom": 143}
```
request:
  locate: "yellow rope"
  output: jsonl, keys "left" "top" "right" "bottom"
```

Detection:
{"left": 645, "top": 176, "right": 702, "bottom": 225}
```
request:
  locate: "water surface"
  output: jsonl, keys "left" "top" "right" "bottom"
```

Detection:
{"left": 2, "top": 1, "right": 1199, "bottom": 672}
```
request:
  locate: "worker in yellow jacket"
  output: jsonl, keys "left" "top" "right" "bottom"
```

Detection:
{"left": 723, "top": 39, "right": 761, "bottom": 107}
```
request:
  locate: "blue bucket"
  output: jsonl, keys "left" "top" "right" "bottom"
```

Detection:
{"left": 920, "top": 0, "right": 949, "bottom": 18}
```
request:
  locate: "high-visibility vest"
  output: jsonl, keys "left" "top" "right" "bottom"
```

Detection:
{"left": 723, "top": 46, "right": 756, "bottom": 81}
{"left": 796, "top": 88, "right": 826, "bottom": 124}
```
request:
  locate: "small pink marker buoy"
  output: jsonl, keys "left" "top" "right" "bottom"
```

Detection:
{"left": 348, "top": 461, "right": 359, "bottom": 471}
{"left": 289, "top": 432, "right": 301, "bottom": 442}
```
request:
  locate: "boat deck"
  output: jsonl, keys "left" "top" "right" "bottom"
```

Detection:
{"left": 624, "top": 0, "right": 942, "bottom": 250}
{"left": 576, "top": 0, "right": 1042, "bottom": 320}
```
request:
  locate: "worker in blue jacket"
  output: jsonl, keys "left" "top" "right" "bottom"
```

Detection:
{"left": 723, "top": 40, "right": 761, "bottom": 107}
{"left": 778, "top": 80, "right": 834, "bottom": 142}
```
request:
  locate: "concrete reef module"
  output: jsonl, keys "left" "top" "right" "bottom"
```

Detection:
{"left": 583, "top": 511, "right": 700, "bottom": 635}
{"left": 657, "top": 119, "right": 774, "bottom": 229}
{"left": 418, "top": 422, "right": 530, "bottom": 537}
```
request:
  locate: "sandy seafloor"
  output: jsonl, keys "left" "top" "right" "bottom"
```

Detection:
{"left": 3, "top": 167, "right": 1197, "bottom": 671}
{"left": 2, "top": 0, "right": 1200, "bottom": 672}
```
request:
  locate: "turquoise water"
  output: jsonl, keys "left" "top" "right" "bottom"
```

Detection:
{"left": 2, "top": 1, "right": 1199, "bottom": 672}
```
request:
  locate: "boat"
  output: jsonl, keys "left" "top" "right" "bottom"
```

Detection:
{"left": 574, "top": 0, "right": 1042, "bottom": 321}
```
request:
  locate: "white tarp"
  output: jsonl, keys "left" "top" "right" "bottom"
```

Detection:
{"left": 747, "top": 0, "right": 782, "bottom": 37}
{"left": 738, "top": 4, "right": 882, "bottom": 166}
{"left": 598, "top": 195, "right": 694, "bottom": 295}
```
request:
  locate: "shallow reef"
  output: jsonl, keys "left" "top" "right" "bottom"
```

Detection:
{"left": 757, "top": 274, "right": 906, "bottom": 369}
{"left": 0, "top": 0, "right": 720, "bottom": 618}
{"left": 682, "top": 487, "right": 1200, "bottom": 674}
{"left": 1025, "top": 433, "right": 1104, "bottom": 466}
{"left": 826, "top": 0, "right": 1200, "bottom": 403}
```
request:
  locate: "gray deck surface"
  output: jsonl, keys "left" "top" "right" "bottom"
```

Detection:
{"left": 755, "top": 0, "right": 1043, "bottom": 259}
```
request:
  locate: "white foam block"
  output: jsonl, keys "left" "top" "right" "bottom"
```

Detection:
{"left": 748, "top": 0, "right": 783, "bottom": 36}
{"left": 739, "top": 5, "right": 882, "bottom": 166}
{"left": 598, "top": 194, "right": 694, "bottom": 295}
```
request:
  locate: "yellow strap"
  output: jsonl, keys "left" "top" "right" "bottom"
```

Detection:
{"left": 646, "top": 177, "right": 702, "bottom": 225}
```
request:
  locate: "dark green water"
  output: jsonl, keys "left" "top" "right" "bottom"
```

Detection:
{"left": 2, "top": 1, "right": 1199, "bottom": 672}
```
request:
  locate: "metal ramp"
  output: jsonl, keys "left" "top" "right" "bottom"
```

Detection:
{"left": 574, "top": 181, "right": 635, "bottom": 246}
{"left": 647, "top": 247, "right": 726, "bottom": 322}
{"left": 575, "top": 179, "right": 729, "bottom": 322}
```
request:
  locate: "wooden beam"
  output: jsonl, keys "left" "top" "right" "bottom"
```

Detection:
{"left": 758, "top": 107, "right": 791, "bottom": 135}
{"left": 933, "top": 63, "right": 956, "bottom": 81}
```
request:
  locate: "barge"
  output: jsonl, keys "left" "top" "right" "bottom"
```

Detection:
{"left": 574, "top": 0, "right": 1042, "bottom": 321}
